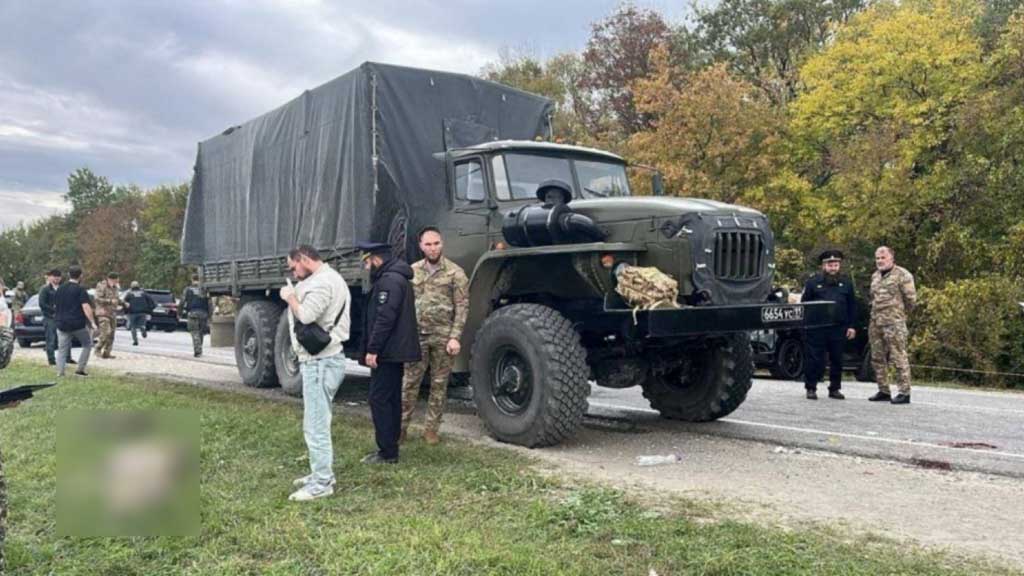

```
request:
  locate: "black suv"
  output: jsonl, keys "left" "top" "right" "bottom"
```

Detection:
{"left": 752, "top": 295, "right": 875, "bottom": 382}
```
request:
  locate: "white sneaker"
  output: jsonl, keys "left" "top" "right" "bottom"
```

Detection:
{"left": 293, "top": 474, "right": 337, "bottom": 488}
{"left": 288, "top": 482, "right": 334, "bottom": 502}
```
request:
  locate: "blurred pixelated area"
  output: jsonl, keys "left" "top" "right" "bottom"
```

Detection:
{"left": 57, "top": 410, "right": 199, "bottom": 537}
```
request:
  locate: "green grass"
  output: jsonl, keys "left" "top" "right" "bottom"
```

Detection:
{"left": 2, "top": 360, "right": 1019, "bottom": 575}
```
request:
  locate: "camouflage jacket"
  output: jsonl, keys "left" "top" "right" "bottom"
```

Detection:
{"left": 12, "top": 288, "right": 27, "bottom": 311}
{"left": 870, "top": 265, "right": 916, "bottom": 326}
{"left": 93, "top": 282, "right": 121, "bottom": 317}
{"left": 410, "top": 257, "right": 469, "bottom": 340}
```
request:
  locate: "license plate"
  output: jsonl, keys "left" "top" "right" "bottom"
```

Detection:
{"left": 761, "top": 305, "right": 804, "bottom": 324}
{"left": 154, "top": 306, "right": 166, "bottom": 313}
{"left": 33, "top": 315, "right": 43, "bottom": 322}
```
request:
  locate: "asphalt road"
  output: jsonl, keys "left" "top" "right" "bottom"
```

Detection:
{"left": 110, "top": 328, "right": 1024, "bottom": 477}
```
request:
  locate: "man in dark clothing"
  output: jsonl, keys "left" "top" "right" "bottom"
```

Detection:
{"left": 181, "top": 274, "right": 209, "bottom": 357}
{"left": 123, "top": 281, "right": 156, "bottom": 345}
{"left": 38, "top": 269, "right": 72, "bottom": 366}
{"left": 801, "top": 250, "right": 857, "bottom": 400}
{"left": 55, "top": 265, "right": 97, "bottom": 377}
{"left": 357, "top": 241, "right": 421, "bottom": 464}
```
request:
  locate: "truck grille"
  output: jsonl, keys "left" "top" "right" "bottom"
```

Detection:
{"left": 714, "top": 231, "right": 764, "bottom": 280}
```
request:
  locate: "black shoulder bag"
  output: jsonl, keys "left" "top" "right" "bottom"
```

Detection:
{"left": 293, "top": 299, "right": 347, "bottom": 356}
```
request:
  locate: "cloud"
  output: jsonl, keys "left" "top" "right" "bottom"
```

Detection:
{"left": 0, "top": 186, "right": 68, "bottom": 230}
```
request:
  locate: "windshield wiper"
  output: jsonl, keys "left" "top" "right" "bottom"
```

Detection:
{"left": 583, "top": 186, "right": 608, "bottom": 198}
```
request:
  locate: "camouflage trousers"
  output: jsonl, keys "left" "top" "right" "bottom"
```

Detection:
{"left": 187, "top": 311, "right": 208, "bottom": 356}
{"left": 869, "top": 321, "right": 912, "bottom": 395}
{"left": 95, "top": 315, "right": 116, "bottom": 357}
{"left": 1, "top": 447, "right": 7, "bottom": 573}
{"left": 0, "top": 326, "right": 13, "bottom": 370}
{"left": 401, "top": 334, "right": 454, "bottom": 434}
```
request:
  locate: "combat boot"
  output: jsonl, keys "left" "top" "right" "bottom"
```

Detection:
{"left": 868, "top": 392, "right": 891, "bottom": 402}
{"left": 424, "top": 430, "right": 440, "bottom": 445}
{"left": 805, "top": 390, "right": 818, "bottom": 400}
{"left": 828, "top": 390, "right": 845, "bottom": 400}
{"left": 890, "top": 393, "right": 911, "bottom": 405}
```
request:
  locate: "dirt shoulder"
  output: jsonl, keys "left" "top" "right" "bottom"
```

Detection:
{"left": 18, "top": 347, "right": 1024, "bottom": 569}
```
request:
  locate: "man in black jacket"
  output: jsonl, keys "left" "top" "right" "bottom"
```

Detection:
{"left": 357, "top": 241, "right": 420, "bottom": 464}
{"left": 801, "top": 250, "right": 857, "bottom": 400}
{"left": 123, "top": 281, "right": 156, "bottom": 346}
{"left": 38, "top": 269, "right": 71, "bottom": 366}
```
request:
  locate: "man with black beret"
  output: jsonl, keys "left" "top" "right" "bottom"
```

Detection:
{"left": 801, "top": 249, "right": 857, "bottom": 400}
{"left": 356, "top": 241, "right": 421, "bottom": 464}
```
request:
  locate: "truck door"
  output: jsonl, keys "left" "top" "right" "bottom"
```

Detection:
{"left": 446, "top": 156, "right": 492, "bottom": 273}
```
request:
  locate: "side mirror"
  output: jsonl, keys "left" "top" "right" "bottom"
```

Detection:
{"left": 652, "top": 172, "right": 665, "bottom": 197}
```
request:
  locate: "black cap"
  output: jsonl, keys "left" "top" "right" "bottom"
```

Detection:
{"left": 356, "top": 241, "right": 392, "bottom": 257}
{"left": 536, "top": 179, "right": 572, "bottom": 203}
{"left": 818, "top": 249, "right": 844, "bottom": 263}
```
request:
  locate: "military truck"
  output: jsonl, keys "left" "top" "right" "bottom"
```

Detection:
{"left": 182, "top": 62, "right": 836, "bottom": 448}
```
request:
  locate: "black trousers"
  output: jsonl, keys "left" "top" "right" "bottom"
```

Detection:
{"left": 804, "top": 327, "right": 845, "bottom": 391}
{"left": 369, "top": 361, "right": 404, "bottom": 460}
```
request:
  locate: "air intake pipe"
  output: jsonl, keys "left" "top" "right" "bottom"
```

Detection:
{"left": 501, "top": 179, "right": 607, "bottom": 248}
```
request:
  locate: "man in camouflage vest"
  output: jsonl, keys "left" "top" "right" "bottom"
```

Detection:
{"left": 400, "top": 227, "right": 469, "bottom": 445}
{"left": 868, "top": 246, "right": 917, "bottom": 404}
{"left": 94, "top": 273, "right": 121, "bottom": 359}
{"left": 11, "top": 281, "right": 27, "bottom": 317}
{"left": 181, "top": 274, "right": 210, "bottom": 357}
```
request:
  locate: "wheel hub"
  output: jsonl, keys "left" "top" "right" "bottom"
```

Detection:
{"left": 492, "top": 348, "right": 532, "bottom": 414}
{"left": 242, "top": 330, "right": 258, "bottom": 368}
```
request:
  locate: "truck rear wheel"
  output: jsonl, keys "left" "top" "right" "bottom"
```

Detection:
{"left": 470, "top": 304, "right": 589, "bottom": 448}
{"left": 274, "top": 313, "right": 302, "bottom": 396}
{"left": 642, "top": 333, "right": 753, "bottom": 421}
{"left": 235, "top": 300, "right": 282, "bottom": 388}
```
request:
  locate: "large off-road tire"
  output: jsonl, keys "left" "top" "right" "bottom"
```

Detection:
{"left": 768, "top": 336, "right": 803, "bottom": 380}
{"left": 642, "top": 333, "right": 754, "bottom": 421}
{"left": 234, "top": 300, "right": 282, "bottom": 388}
{"left": 274, "top": 313, "right": 303, "bottom": 397}
{"left": 855, "top": 344, "right": 876, "bottom": 382}
{"left": 470, "top": 304, "right": 590, "bottom": 448}
{"left": 17, "top": 339, "right": 32, "bottom": 349}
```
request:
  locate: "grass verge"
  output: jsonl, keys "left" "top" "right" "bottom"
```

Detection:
{"left": 1, "top": 360, "right": 1019, "bottom": 575}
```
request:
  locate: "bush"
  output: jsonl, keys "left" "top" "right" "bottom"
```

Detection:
{"left": 911, "top": 275, "right": 1024, "bottom": 387}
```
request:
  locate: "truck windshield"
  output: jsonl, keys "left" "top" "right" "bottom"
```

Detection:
{"left": 493, "top": 153, "right": 631, "bottom": 201}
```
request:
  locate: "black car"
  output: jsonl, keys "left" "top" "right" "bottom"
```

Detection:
{"left": 752, "top": 295, "right": 875, "bottom": 382}
{"left": 144, "top": 290, "right": 180, "bottom": 332}
{"left": 12, "top": 294, "right": 84, "bottom": 349}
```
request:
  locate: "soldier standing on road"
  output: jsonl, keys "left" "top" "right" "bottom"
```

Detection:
{"left": 868, "top": 246, "right": 917, "bottom": 404}
{"left": 94, "top": 273, "right": 121, "bottom": 359}
{"left": 357, "top": 242, "right": 420, "bottom": 464}
{"left": 400, "top": 227, "right": 469, "bottom": 445}
{"left": 11, "top": 281, "right": 27, "bottom": 317}
{"left": 123, "top": 281, "right": 156, "bottom": 346}
{"left": 181, "top": 274, "right": 210, "bottom": 358}
{"left": 801, "top": 250, "right": 857, "bottom": 400}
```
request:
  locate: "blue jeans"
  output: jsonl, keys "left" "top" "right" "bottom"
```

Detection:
{"left": 300, "top": 353, "right": 346, "bottom": 484}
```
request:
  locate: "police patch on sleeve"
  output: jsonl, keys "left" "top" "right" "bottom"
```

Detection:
{"left": 378, "top": 291, "right": 390, "bottom": 305}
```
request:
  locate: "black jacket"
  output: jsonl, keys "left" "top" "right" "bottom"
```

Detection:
{"left": 124, "top": 289, "right": 156, "bottom": 314}
{"left": 801, "top": 273, "right": 857, "bottom": 330}
{"left": 38, "top": 283, "right": 59, "bottom": 320}
{"left": 360, "top": 257, "right": 421, "bottom": 364}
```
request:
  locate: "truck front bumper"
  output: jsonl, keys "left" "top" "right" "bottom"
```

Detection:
{"left": 616, "top": 301, "right": 838, "bottom": 338}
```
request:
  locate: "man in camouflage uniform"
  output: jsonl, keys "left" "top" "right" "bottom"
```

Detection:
{"left": 181, "top": 274, "right": 209, "bottom": 357}
{"left": 868, "top": 246, "right": 917, "bottom": 404}
{"left": 400, "top": 227, "right": 469, "bottom": 445}
{"left": 94, "top": 272, "right": 121, "bottom": 359}
{"left": 11, "top": 281, "right": 27, "bottom": 316}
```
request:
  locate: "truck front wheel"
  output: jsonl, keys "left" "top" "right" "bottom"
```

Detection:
{"left": 470, "top": 304, "right": 590, "bottom": 448}
{"left": 235, "top": 300, "right": 282, "bottom": 388}
{"left": 641, "top": 333, "right": 754, "bottom": 421}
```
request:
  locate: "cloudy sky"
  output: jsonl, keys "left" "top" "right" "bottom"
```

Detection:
{"left": 0, "top": 0, "right": 689, "bottom": 230}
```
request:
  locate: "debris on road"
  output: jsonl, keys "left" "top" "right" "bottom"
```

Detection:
{"left": 772, "top": 446, "right": 801, "bottom": 455}
{"left": 636, "top": 454, "right": 682, "bottom": 466}
{"left": 939, "top": 441, "right": 998, "bottom": 450}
